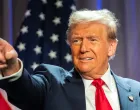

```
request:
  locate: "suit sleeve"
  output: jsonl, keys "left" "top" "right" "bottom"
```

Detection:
{"left": 0, "top": 64, "right": 52, "bottom": 110}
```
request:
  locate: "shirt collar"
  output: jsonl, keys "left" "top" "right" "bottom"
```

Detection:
{"left": 82, "top": 64, "right": 114, "bottom": 92}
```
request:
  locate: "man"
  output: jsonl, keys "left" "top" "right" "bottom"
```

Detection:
{"left": 0, "top": 9, "right": 140, "bottom": 110}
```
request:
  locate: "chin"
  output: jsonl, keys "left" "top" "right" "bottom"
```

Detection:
{"left": 77, "top": 66, "right": 92, "bottom": 73}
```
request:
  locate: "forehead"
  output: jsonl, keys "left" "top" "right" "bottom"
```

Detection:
{"left": 69, "top": 21, "right": 108, "bottom": 36}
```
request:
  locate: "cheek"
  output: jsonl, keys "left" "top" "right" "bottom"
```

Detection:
{"left": 91, "top": 44, "right": 108, "bottom": 58}
{"left": 70, "top": 45, "right": 79, "bottom": 56}
{"left": 70, "top": 46, "right": 80, "bottom": 64}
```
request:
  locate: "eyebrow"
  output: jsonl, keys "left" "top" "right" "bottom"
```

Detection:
{"left": 72, "top": 35, "right": 98, "bottom": 38}
{"left": 71, "top": 33, "right": 100, "bottom": 39}
{"left": 71, "top": 35, "right": 83, "bottom": 39}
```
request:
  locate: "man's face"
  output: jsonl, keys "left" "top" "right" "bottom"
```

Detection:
{"left": 68, "top": 22, "right": 117, "bottom": 79}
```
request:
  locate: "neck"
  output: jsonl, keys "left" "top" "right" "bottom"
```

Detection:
{"left": 79, "top": 65, "right": 109, "bottom": 80}
{"left": 81, "top": 73, "right": 103, "bottom": 79}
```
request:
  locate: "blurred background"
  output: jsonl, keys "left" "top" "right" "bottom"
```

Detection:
{"left": 0, "top": 0, "right": 140, "bottom": 81}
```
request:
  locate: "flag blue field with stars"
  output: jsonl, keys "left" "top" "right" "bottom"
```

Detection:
{"left": 15, "top": 0, "right": 76, "bottom": 73}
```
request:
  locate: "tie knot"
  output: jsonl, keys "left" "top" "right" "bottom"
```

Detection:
{"left": 92, "top": 79, "right": 105, "bottom": 88}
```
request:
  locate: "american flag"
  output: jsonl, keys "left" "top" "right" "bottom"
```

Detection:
{"left": 15, "top": 0, "right": 76, "bottom": 73}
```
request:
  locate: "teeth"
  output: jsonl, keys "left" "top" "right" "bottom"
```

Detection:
{"left": 80, "top": 58, "right": 92, "bottom": 60}
{"left": 85, "top": 58, "right": 91, "bottom": 60}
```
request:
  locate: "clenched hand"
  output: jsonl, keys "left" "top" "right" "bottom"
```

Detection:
{"left": 0, "top": 38, "right": 20, "bottom": 76}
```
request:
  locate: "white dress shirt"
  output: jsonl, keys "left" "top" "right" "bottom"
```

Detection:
{"left": 82, "top": 65, "right": 120, "bottom": 110}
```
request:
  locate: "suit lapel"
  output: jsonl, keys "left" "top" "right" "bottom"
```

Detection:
{"left": 112, "top": 72, "right": 137, "bottom": 110}
{"left": 64, "top": 69, "right": 86, "bottom": 110}
{"left": 63, "top": 69, "right": 138, "bottom": 110}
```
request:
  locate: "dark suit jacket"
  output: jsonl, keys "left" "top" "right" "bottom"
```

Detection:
{"left": 0, "top": 64, "right": 140, "bottom": 110}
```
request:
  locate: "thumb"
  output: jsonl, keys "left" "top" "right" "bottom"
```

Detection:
{"left": 5, "top": 50, "right": 18, "bottom": 61}
{"left": 1, "top": 49, "right": 19, "bottom": 76}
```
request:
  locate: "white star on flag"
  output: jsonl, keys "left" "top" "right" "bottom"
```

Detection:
{"left": 52, "top": 17, "right": 61, "bottom": 25}
{"left": 15, "top": 0, "right": 75, "bottom": 73}
{"left": 48, "top": 50, "right": 57, "bottom": 59}
{"left": 41, "top": 0, "right": 47, "bottom": 4}
{"left": 50, "top": 34, "right": 59, "bottom": 43}
{"left": 64, "top": 53, "right": 72, "bottom": 63}
{"left": 36, "top": 29, "right": 43, "bottom": 37}
{"left": 39, "top": 12, "right": 45, "bottom": 20}
{"left": 25, "top": 9, "right": 31, "bottom": 18}
{"left": 20, "top": 26, "right": 28, "bottom": 34}
{"left": 34, "top": 45, "right": 42, "bottom": 55}
{"left": 70, "top": 5, "right": 76, "bottom": 11}
{"left": 17, "top": 42, "right": 26, "bottom": 52}
{"left": 31, "top": 62, "right": 39, "bottom": 70}
{"left": 55, "top": 0, "right": 63, "bottom": 8}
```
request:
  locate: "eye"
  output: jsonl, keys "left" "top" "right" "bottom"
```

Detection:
{"left": 71, "top": 38, "right": 82, "bottom": 44}
{"left": 90, "top": 38, "right": 96, "bottom": 41}
{"left": 73, "top": 39, "right": 79, "bottom": 43}
{"left": 88, "top": 37, "right": 97, "bottom": 42}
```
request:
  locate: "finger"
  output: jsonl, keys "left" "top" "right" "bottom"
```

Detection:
{"left": 0, "top": 52, "right": 6, "bottom": 63}
{"left": 0, "top": 38, "right": 7, "bottom": 46}
{"left": 5, "top": 50, "right": 18, "bottom": 60}
{"left": 0, "top": 64, "right": 7, "bottom": 69}
{"left": 0, "top": 38, "right": 4, "bottom": 43}
{"left": 0, "top": 39, "right": 7, "bottom": 69}
{"left": 0, "top": 38, "right": 13, "bottom": 54}
{"left": 0, "top": 38, "right": 17, "bottom": 60}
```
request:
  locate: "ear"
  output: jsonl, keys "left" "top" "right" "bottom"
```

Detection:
{"left": 108, "top": 40, "right": 118, "bottom": 57}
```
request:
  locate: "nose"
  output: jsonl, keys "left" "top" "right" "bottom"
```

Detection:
{"left": 80, "top": 39, "right": 89, "bottom": 53}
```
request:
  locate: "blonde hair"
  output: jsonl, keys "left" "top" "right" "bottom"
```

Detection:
{"left": 67, "top": 9, "right": 119, "bottom": 40}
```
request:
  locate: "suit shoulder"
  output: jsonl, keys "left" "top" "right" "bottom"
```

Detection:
{"left": 113, "top": 73, "right": 140, "bottom": 86}
{"left": 124, "top": 78, "right": 140, "bottom": 86}
{"left": 121, "top": 77, "right": 140, "bottom": 90}
{"left": 34, "top": 64, "right": 71, "bottom": 84}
